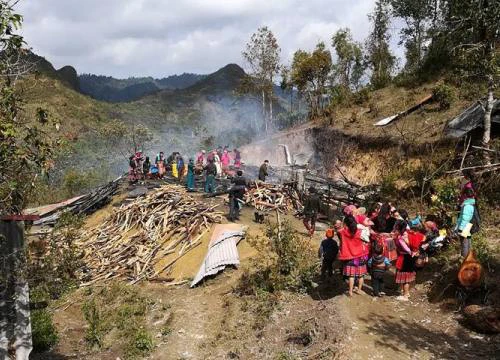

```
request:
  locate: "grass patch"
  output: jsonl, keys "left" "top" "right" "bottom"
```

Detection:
{"left": 31, "top": 308, "right": 58, "bottom": 352}
{"left": 81, "top": 282, "right": 156, "bottom": 358}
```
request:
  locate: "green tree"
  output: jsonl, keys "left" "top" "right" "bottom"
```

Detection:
{"left": 332, "top": 28, "right": 365, "bottom": 90}
{"left": 366, "top": 0, "right": 396, "bottom": 88}
{"left": 445, "top": 0, "right": 500, "bottom": 155}
{"left": 0, "top": 1, "right": 57, "bottom": 215}
{"left": 290, "top": 42, "right": 333, "bottom": 118}
{"left": 390, "top": 0, "right": 433, "bottom": 73}
{"left": 242, "top": 26, "right": 281, "bottom": 133}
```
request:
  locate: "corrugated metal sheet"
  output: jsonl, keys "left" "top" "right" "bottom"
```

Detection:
{"left": 445, "top": 100, "right": 500, "bottom": 138}
{"left": 191, "top": 224, "right": 246, "bottom": 287}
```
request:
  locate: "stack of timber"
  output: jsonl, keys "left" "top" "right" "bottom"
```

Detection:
{"left": 77, "top": 185, "right": 223, "bottom": 286}
{"left": 244, "top": 183, "right": 298, "bottom": 213}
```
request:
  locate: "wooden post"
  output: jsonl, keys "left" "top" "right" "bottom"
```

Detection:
{"left": 0, "top": 220, "right": 33, "bottom": 359}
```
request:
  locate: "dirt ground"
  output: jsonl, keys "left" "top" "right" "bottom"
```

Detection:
{"left": 32, "top": 194, "right": 499, "bottom": 360}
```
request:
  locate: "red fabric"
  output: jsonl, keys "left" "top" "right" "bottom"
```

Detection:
{"left": 355, "top": 214, "right": 367, "bottom": 224}
{"left": 395, "top": 271, "right": 416, "bottom": 284}
{"left": 408, "top": 230, "right": 425, "bottom": 252}
{"left": 338, "top": 228, "right": 367, "bottom": 260}
{"left": 395, "top": 255, "right": 404, "bottom": 270}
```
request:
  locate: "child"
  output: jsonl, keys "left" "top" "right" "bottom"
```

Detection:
{"left": 318, "top": 229, "right": 339, "bottom": 279}
{"left": 367, "top": 244, "right": 391, "bottom": 297}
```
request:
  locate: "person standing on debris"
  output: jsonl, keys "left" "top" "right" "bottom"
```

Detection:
{"left": 143, "top": 156, "right": 151, "bottom": 178}
{"left": 228, "top": 170, "right": 248, "bottom": 221}
{"left": 156, "top": 152, "right": 166, "bottom": 178}
{"left": 177, "top": 155, "right": 185, "bottom": 182}
{"left": 318, "top": 229, "right": 339, "bottom": 280}
{"left": 186, "top": 158, "right": 195, "bottom": 191}
{"left": 221, "top": 149, "right": 231, "bottom": 174}
{"left": 338, "top": 215, "right": 368, "bottom": 297}
{"left": 455, "top": 188, "right": 479, "bottom": 257}
{"left": 258, "top": 160, "right": 269, "bottom": 182}
{"left": 204, "top": 159, "right": 217, "bottom": 193}
{"left": 233, "top": 148, "right": 241, "bottom": 168}
{"left": 303, "top": 187, "right": 321, "bottom": 236}
{"left": 213, "top": 151, "right": 222, "bottom": 177}
{"left": 196, "top": 150, "right": 206, "bottom": 166}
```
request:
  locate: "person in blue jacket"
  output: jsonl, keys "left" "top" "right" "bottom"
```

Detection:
{"left": 455, "top": 188, "right": 476, "bottom": 257}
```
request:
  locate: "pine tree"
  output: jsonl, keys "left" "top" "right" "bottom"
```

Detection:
{"left": 367, "top": 0, "right": 396, "bottom": 88}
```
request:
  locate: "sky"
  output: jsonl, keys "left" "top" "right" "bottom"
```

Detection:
{"left": 18, "top": 0, "right": 402, "bottom": 78}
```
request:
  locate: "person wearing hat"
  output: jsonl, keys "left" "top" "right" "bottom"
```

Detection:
{"left": 303, "top": 186, "right": 321, "bottom": 236}
{"left": 319, "top": 229, "right": 339, "bottom": 280}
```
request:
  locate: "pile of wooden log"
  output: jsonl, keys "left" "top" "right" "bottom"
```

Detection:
{"left": 244, "top": 183, "right": 301, "bottom": 213}
{"left": 77, "top": 185, "right": 223, "bottom": 286}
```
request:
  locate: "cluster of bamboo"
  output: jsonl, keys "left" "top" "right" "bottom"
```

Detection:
{"left": 77, "top": 185, "right": 223, "bottom": 286}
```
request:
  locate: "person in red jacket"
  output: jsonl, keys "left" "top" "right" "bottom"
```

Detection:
{"left": 394, "top": 220, "right": 424, "bottom": 301}
{"left": 338, "top": 215, "right": 369, "bottom": 296}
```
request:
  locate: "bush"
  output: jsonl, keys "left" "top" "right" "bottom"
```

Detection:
{"left": 352, "top": 87, "right": 371, "bottom": 105}
{"left": 31, "top": 309, "right": 58, "bottom": 352}
{"left": 432, "top": 83, "right": 456, "bottom": 110}
{"left": 236, "top": 221, "right": 318, "bottom": 295}
{"left": 28, "top": 213, "right": 84, "bottom": 300}
{"left": 82, "top": 298, "right": 104, "bottom": 348}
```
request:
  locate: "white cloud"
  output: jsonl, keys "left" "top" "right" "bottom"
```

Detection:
{"left": 17, "top": 0, "right": 399, "bottom": 77}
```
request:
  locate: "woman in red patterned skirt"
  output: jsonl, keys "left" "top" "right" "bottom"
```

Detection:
{"left": 338, "top": 215, "right": 369, "bottom": 296}
{"left": 393, "top": 220, "right": 420, "bottom": 301}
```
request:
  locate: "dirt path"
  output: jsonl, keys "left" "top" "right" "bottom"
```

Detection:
{"left": 328, "top": 278, "right": 499, "bottom": 360}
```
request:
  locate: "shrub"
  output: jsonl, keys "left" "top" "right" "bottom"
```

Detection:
{"left": 28, "top": 213, "right": 84, "bottom": 300}
{"left": 31, "top": 309, "right": 58, "bottom": 352}
{"left": 236, "top": 221, "right": 318, "bottom": 295}
{"left": 127, "top": 328, "right": 154, "bottom": 357}
{"left": 82, "top": 298, "right": 104, "bottom": 348}
{"left": 352, "top": 87, "right": 371, "bottom": 105}
{"left": 432, "top": 83, "right": 456, "bottom": 110}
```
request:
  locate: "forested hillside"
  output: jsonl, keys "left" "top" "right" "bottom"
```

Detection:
{"left": 78, "top": 72, "right": 206, "bottom": 102}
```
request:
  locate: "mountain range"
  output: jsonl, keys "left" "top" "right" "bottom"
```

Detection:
{"left": 20, "top": 52, "right": 288, "bottom": 192}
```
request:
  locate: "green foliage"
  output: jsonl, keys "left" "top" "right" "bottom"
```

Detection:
{"left": 390, "top": 0, "right": 433, "bottom": 73}
{"left": 366, "top": 0, "right": 395, "bottom": 88}
{"left": 290, "top": 42, "right": 332, "bottom": 118}
{"left": 236, "top": 221, "right": 318, "bottom": 295}
{"left": 62, "top": 168, "right": 105, "bottom": 197}
{"left": 127, "top": 328, "right": 154, "bottom": 357}
{"left": 0, "top": 2, "right": 59, "bottom": 214}
{"left": 82, "top": 298, "right": 104, "bottom": 347}
{"left": 28, "top": 213, "right": 84, "bottom": 300}
{"left": 472, "top": 231, "right": 490, "bottom": 266}
{"left": 352, "top": 87, "right": 371, "bottom": 105}
{"left": 332, "top": 28, "right": 365, "bottom": 90}
{"left": 432, "top": 84, "right": 456, "bottom": 110}
{"left": 81, "top": 283, "right": 155, "bottom": 357}
{"left": 31, "top": 309, "right": 58, "bottom": 352}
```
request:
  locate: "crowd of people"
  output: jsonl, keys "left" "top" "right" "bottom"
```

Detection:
{"left": 127, "top": 147, "right": 244, "bottom": 188}
{"left": 315, "top": 171, "right": 480, "bottom": 300}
